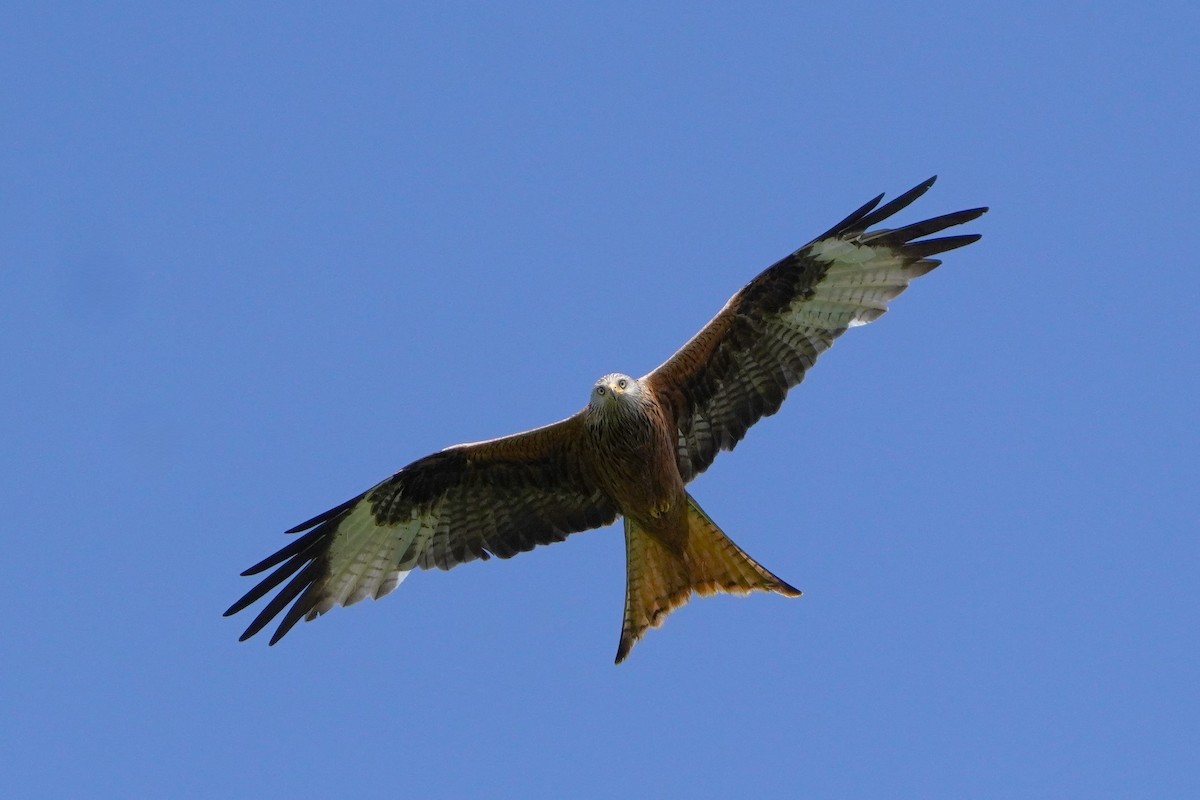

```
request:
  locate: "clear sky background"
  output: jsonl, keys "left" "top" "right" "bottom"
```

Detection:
{"left": 2, "top": 3, "right": 1196, "bottom": 798}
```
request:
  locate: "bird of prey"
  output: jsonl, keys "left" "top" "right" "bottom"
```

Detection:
{"left": 226, "top": 177, "right": 986, "bottom": 663}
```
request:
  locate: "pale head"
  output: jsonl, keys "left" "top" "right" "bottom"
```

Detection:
{"left": 587, "top": 372, "right": 642, "bottom": 416}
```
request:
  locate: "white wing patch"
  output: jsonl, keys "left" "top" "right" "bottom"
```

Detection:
{"left": 795, "top": 238, "right": 935, "bottom": 329}
{"left": 312, "top": 501, "right": 424, "bottom": 617}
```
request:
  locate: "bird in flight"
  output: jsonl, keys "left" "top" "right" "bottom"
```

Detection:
{"left": 226, "top": 177, "right": 986, "bottom": 663}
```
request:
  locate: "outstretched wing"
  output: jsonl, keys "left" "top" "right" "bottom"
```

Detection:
{"left": 225, "top": 414, "right": 616, "bottom": 644}
{"left": 643, "top": 176, "right": 987, "bottom": 482}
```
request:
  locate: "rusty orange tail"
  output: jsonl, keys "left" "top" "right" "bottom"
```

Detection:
{"left": 615, "top": 493, "right": 801, "bottom": 663}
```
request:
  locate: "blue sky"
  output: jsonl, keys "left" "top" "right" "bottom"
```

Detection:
{"left": 2, "top": 3, "right": 1196, "bottom": 797}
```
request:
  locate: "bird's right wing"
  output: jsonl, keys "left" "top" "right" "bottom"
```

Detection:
{"left": 225, "top": 413, "right": 617, "bottom": 644}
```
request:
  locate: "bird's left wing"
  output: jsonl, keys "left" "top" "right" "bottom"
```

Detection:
{"left": 225, "top": 413, "right": 616, "bottom": 644}
{"left": 643, "top": 177, "right": 987, "bottom": 482}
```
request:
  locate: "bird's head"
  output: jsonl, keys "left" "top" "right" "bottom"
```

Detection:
{"left": 587, "top": 372, "right": 641, "bottom": 416}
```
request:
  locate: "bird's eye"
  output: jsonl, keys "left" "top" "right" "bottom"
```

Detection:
{"left": 618, "top": 378, "right": 628, "bottom": 389}
{"left": 596, "top": 386, "right": 606, "bottom": 396}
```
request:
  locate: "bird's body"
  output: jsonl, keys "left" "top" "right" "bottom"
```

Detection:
{"left": 578, "top": 373, "right": 801, "bottom": 658}
{"left": 227, "top": 177, "right": 987, "bottom": 662}
{"left": 583, "top": 374, "right": 681, "bottom": 537}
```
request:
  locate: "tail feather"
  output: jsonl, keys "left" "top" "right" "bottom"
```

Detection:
{"left": 616, "top": 494, "right": 800, "bottom": 663}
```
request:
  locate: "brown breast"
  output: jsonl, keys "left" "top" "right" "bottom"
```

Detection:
{"left": 586, "top": 389, "right": 686, "bottom": 538}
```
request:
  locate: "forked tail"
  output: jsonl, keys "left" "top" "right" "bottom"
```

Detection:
{"left": 616, "top": 493, "right": 800, "bottom": 663}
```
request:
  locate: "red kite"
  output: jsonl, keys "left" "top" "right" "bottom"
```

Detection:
{"left": 226, "top": 177, "right": 986, "bottom": 662}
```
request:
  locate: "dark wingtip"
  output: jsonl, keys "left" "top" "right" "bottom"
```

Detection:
{"left": 957, "top": 206, "right": 989, "bottom": 221}
{"left": 905, "top": 233, "right": 984, "bottom": 260}
{"left": 285, "top": 492, "right": 365, "bottom": 534}
{"left": 240, "top": 544, "right": 301, "bottom": 577}
{"left": 227, "top": 558, "right": 324, "bottom": 644}
{"left": 812, "top": 191, "right": 886, "bottom": 241}
{"left": 854, "top": 177, "right": 939, "bottom": 231}
{"left": 267, "top": 597, "right": 313, "bottom": 645}
{"left": 909, "top": 175, "right": 938, "bottom": 195}
{"left": 237, "top": 614, "right": 271, "bottom": 642}
{"left": 225, "top": 580, "right": 274, "bottom": 618}
{"left": 816, "top": 177, "right": 948, "bottom": 242}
